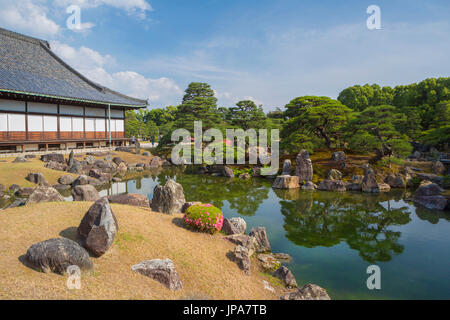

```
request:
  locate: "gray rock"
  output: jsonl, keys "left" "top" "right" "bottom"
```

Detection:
{"left": 413, "top": 183, "right": 447, "bottom": 210}
{"left": 317, "top": 180, "right": 346, "bottom": 192}
{"left": 222, "top": 166, "right": 234, "bottom": 178}
{"left": 68, "top": 159, "right": 83, "bottom": 174}
{"left": 13, "top": 156, "right": 28, "bottom": 163}
{"left": 150, "top": 179, "right": 186, "bottom": 214}
{"left": 384, "top": 174, "right": 405, "bottom": 188}
{"left": 9, "top": 184, "right": 20, "bottom": 193}
{"left": 108, "top": 194, "right": 150, "bottom": 208}
{"left": 45, "top": 161, "right": 68, "bottom": 171}
{"left": 25, "top": 238, "right": 93, "bottom": 274}
{"left": 331, "top": 151, "right": 346, "bottom": 162}
{"left": 233, "top": 245, "right": 251, "bottom": 275}
{"left": 273, "top": 266, "right": 298, "bottom": 288}
{"left": 281, "top": 284, "right": 331, "bottom": 300}
{"left": 105, "top": 154, "right": 113, "bottom": 161}
{"left": 53, "top": 184, "right": 70, "bottom": 191}
{"left": 58, "top": 175, "right": 76, "bottom": 185}
{"left": 415, "top": 183, "right": 443, "bottom": 197}
{"left": 431, "top": 161, "right": 445, "bottom": 175}
{"left": 249, "top": 227, "right": 271, "bottom": 253}
{"left": 416, "top": 173, "right": 443, "bottom": 186}
{"left": 272, "top": 175, "right": 300, "bottom": 189}
{"left": 72, "top": 185, "right": 100, "bottom": 202}
{"left": 25, "top": 185, "right": 64, "bottom": 205}
{"left": 326, "top": 169, "right": 343, "bottom": 180}
{"left": 25, "top": 173, "right": 50, "bottom": 186}
{"left": 68, "top": 150, "right": 75, "bottom": 167}
{"left": 149, "top": 157, "right": 162, "bottom": 167}
{"left": 346, "top": 183, "right": 362, "bottom": 191}
{"left": 222, "top": 217, "right": 247, "bottom": 235}
{"left": 224, "top": 234, "right": 257, "bottom": 255}
{"left": 72, "top": 175, "right": 90, "bottom": 187}
{"left": 132, "top": 259, "right": 183, "bottom": 291}
{"left": 41, "top": 153, "right": 64, "bottom": 163}
{"left": 378, "top": 183, "right": 391, "bottom": 192}
{"left": 84, "top": 155, "right": 96, "bottom": 165}
{"left": 77, "top": 197, "right": 118, "bottom": 256}
{"left": 301, "top": 181, "right": 317, "bottom": 190}
{"left": 281, "top": 160, "right": 292, "bottom": 175}
{"left": 257, "top": 254, "right": 281, "bottom": 272}
{"left": 362, "top": 165, "right": 380, "bottom": 193}
{"left": 295, "top": 150, "right": 313, "bottom": 183}
{"left": 16, "top": 187, "right": 34, "bottom": 198}
{"left": 112, "top": 157, "right": 124, "bottom": 165}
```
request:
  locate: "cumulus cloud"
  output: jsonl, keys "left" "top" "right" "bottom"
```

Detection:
{"left": 0, "top": 0, "right": 60, "bottom": 37}
{"left": 50, "top": 41, "right": 182, "bottom": 106}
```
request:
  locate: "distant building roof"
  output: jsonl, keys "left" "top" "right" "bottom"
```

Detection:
{"left": 0, "top": 27, "right": 147, "bottom": 108}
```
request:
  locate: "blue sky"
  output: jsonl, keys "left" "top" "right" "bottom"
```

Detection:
{"left": 1, "top": 0, "right": 449, "bottom": 110}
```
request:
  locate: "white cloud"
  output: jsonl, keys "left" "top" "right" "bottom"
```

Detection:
{"left": 50, "top": 41, "right": 182, "bottom": 106}
{"left": 54, "top": 0, "right": 153, "bottom": 19}
{"left": 0, "top": 0, "right": 60, "bottom": 37}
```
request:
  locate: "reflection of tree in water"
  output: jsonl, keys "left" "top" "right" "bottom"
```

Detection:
{"left": 414, "top": 206, "right": 450, "bottom": 224}
{"left": 280, "top": 191, "right": 412, "bottom": 263}
{"left": 159, "top": 168, "right": 271, "bottom": 216}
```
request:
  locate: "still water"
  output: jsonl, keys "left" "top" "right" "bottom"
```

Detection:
{"left": 99, "top": 167, "right": 450, "bottom": 299}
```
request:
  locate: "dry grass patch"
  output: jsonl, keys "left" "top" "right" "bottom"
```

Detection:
{"left": 0, "top": 158, "right": 77, "bottom": 188}
{"left": 0, "top": 202, "right": 285, "bottom": 300}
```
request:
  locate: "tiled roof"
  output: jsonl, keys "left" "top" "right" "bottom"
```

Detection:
{"left": 0, "top": 28, "right": 147, "bottom": 108}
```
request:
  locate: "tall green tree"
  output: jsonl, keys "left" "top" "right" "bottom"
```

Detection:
{"left": 174, "top": 82, "right": 221, "bottom": 133}
{"left": 228, "top": 100, "right": 267, "bottom": 130}
{"left": 282, "top": 96, "right": 353, "bottom": 149}
{"left": 345, "top": 105, "right": 412, "bottom": 162}
{"left": 338, "top": 84, "right": 394, "bottom": 111}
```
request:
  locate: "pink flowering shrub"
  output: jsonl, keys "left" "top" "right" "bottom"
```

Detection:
{"left": 184, "top": 203, "right": 223, "bottom": 233}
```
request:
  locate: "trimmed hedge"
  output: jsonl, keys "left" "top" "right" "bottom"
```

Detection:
{"left": 184, "top": 203, "right": 223, "bottom": 233}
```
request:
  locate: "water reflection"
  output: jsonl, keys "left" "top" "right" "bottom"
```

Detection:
{"left": 279, "top": 191, "right": 411, "bottom": 263}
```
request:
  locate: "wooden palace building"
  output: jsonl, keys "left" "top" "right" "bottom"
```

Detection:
{"left": 0, "top": 28, "right": 147, "bottom": 154}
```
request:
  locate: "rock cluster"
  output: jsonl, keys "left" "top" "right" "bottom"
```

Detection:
{"left": 151, "top": 179, "right": 186, "bottom": 214}
{"left": 413, "top": 183, "right": 447, "bottom": 211}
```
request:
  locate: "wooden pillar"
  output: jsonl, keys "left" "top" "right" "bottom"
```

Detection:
{"left": 57, "top": 104, "right": 60, "bottom": 140}
{"left": 22, "top": 144, "right": 25, "bottom": 153}
{"left": 45, "top": 143, "right": 48, "bottom": 152}
{"left": 25, "top": 101, "right": 29, "bottom": 141}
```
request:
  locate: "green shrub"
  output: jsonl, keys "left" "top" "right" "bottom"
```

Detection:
{"left": 443, "top": 175, "right": 450, "bottom": 189}
{"left": 184, "top": 204, "right": 224, "bottom": 233}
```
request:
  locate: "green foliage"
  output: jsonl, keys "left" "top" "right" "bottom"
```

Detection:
{"left": 443, "top": 175, "right": 450, "bottom": 189}
{"left": 227, "top": 100, "right": 267, "bottom": 130}
{"left": 419, "top": 125, "right": 450, "bottom": 149}
{"left": 184, "top": 203, "right": 224, "bottom": 233}
{"left": 378, "top": 157, "right": 404, "bottom": 167}
{"left": 346, "top": 105, "right": 412, "bottom": 158}
{"left": 338, "top": 84, "right": 394, "bottom": 111}
{"left": 282, "top": 96, "right": 352, "bottom": 149}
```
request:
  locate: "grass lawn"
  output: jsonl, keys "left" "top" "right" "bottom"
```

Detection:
{"left": 0, "top": 151, "right": 153, "bottom": 189}
{"left": 0, "top": 202, "right": 285, "bottom": 300}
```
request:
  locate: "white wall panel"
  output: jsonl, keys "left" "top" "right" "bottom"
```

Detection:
{"left": 60, "top": 117, "right": 72, "bottom": 131}
{"left": 95, "top": 119, "right": 105, "bottom": 132}
{"left": 73, "top": 118, "right": 84, "bottom": 132}
{"left": 44, "top": 116, "right": 58, "bottom": 132}
{"left": 0, "top": 113, "right": 7, "bottom": 131}
{"left": 86, "top": 107, "right": 105, "bottom": 117}
{"left": 0, "top": 99, "right": 25, "bottom": 112}
{"left": 110, "top": 109, "right": 124, "bottom": 118}
{"left": 85, "top": 118, "right": 95, "bottom": 131}
{"left": 116, "top": 119, "right": 124, "bottom": 132}
{"left": 60, "top": 105, "right": 84, "bottom": 116}
{"left": 28, "top": 102, "right": 57, "bottom": 114}
{"left": 9, "top": 114, "right": 26, "bottom": 131}
{"left": 28, "top": 115, "right": 43, "bottom": 132}
{"left": 107, "top": 119, "right": 116, "bottom": 132}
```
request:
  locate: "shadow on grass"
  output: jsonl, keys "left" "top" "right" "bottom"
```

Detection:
{"left": 59, "top": 227, "right": 78, "bottom": 242}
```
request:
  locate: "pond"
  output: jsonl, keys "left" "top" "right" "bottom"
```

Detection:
{"left": 99, "top": 167, "right": 450, "bottom": 299}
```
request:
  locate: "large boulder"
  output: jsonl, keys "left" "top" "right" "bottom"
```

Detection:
{"left": 317, "top": 180, "right": 346, "bottom": 192}
{"left": 281, "top": 284, "right": 331, "bottom": 300}
{"left": 77, "top": 197, "right": 118, "bottom": 256}
{"left": 416, "top": 173, "right": 444, "bottom": 186}
{"left": 72, "top": 185, "right": 100, "bottom": 202}
{"left": 233, "top": 245, "right": 251, "bottom": 275}
{"left": 281, "top": 160, "right": 292, "bottom": 175}
{"left": 67, "top": 150, "right": 75, "bottom": 167}
{"left": 108, "top": 193, "right": 150, "bottom": 208}
{"left": 249, "top": 227, "right": 271, "bottom": 253}
{"left": 58, "top": 175, "right": 76, "bottom": 185}
{"left": 295, "top": 150, "right": 313, "bottom": 183}
{"left": 25, "top": 238, "right": 93, "bottom": 274}
{"left": 25, "top": 173, "right": 50, "bottom": 186}
{"left": 301, "top": 181, "right": 317, "bottom": 190}
{"left": 413, "top": 183, "right": 447, "bottom": 210}
{"left": 346, "top": 183, "right": 362, "bottom": 192}
{"left": 16, "top": 187, "right": 34, "bottom": 198}
{"left": 272, "top": 175, "right": 300, "bottom": 189}
{"left": 222, "top": 217, "right": 247, "bottom": 235}
{"left": 112, "top": 157, "right": 124, "bottom": 166}
{"left": 331, "top": 151, "right": 346, "bottom": 162}
{"left": 72, "top": 175, "right": 90, "bottom": 187}
{"left": 131, "top": 259, "right": 183, "bottom": 291}
{"left": 150, "top": 179, "right": 186, "bottom": 214}
{"left": 68, "top": 159, "right": 83, "bottom": 174}
{"left": 45, "top": 161, "right": 68, "bottom": 172}
{"left": 326, "top": 169, "right": 343, "bottom": 180}
{"left": 384, "top": 174, "right": 405, "bottom": 188}
{"left": 41, "top": 153, "right": 64, "bottom": 163}
{"left": 361, "top": 165, "right": 380, "bottom": 193}
{"left": 25, "top": 185, "right": 64, "bottom": 205}
{"left": 273, "top": 266, "right": 298, "bottom": 288}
